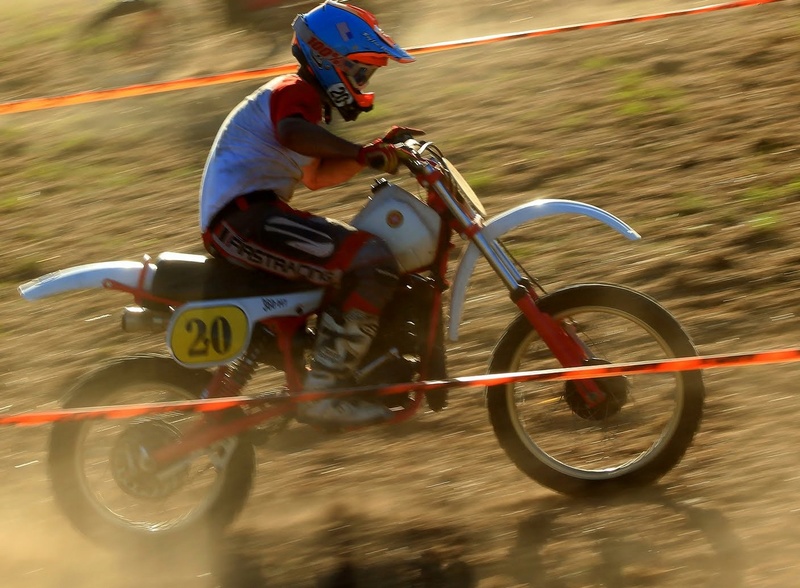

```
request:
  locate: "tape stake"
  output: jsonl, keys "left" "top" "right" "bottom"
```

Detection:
{"left": 1, "top": 347, "right": 799, "bottom": 426}
{"left": 0, "top": 0, "right": 786, "bottom": 116}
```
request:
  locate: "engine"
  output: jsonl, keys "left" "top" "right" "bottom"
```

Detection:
{"left": 358, "top": 274, "right": 448, "bottom": 411}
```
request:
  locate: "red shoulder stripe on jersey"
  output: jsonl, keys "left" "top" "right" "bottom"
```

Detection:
{"left": 269, "top": 75, "right": 323, "bottom": 128}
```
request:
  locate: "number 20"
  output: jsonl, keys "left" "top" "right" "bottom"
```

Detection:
{"left": 186, "top": 317, "right": 232, "bottom": 357}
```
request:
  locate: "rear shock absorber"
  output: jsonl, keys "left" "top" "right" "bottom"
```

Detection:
{"left": 203, "top": 327, "right": 270, "bottom": 399}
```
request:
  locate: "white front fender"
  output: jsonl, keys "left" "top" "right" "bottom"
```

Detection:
{"left": 447, "top": 199, "right": 641, "bottom": 342}
{"left": 19, "top": 261, "right": 150, "bottom": 301}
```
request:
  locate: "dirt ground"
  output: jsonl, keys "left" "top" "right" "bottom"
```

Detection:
{"left": 1, "top": 0, "right": 800, "bottom": 586}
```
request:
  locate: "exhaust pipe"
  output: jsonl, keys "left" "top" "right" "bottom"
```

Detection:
{"left": 121, "top": 306, "right": 170, "bottom": 333}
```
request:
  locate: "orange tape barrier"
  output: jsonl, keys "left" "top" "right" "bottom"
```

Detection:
{"left": 0, "top": 0, "right": 785, "bottom": 116}
{"left": 0, "top": 64, "right": 295, "bottom": 116}
{"left": 2, "top": 346, "right": 799, "bottom": 426}
{"left": 406, "top": 0, "right": 786, "bottom": 55}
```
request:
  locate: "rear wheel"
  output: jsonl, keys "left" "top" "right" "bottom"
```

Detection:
{"left": 48, "top": 355, "right": 255, "bottom": 547}
{"left": 487, "top": 284, "right": 704, "bottom": 495}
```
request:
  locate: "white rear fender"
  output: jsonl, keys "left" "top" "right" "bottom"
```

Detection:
{"left": 447, "top": 199, "right": 641, "bottom": 342}
{"left": 18, "top": 261, "right": 151, "bottom": 301}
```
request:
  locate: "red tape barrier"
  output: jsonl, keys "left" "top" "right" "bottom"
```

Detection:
{"left": 2, "top": 347, "right": 799, "bottom": 426}
{"left": 0, "top": 0, "right": 785, "bottom": 116}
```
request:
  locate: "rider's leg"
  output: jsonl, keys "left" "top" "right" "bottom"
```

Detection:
{"left": 298, "top": 237, "right": 400, "bottom": 426}
{"left": 203, "top": 193, "right": 401, "bottom": 426}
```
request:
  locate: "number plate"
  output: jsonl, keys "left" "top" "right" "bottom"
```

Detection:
{"left": 168, "top": 304, "right": 250, "bottom": 366}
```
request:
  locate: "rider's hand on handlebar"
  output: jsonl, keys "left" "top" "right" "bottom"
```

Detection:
{"left": 357, "top": 140, "right": 402, "bottom": 174}
{"left": 381, "top": 125, "right": 425, "bottom": 144}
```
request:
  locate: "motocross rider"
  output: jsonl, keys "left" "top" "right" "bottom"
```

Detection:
{"left": 199, "top": 1, "right": 417, "bottom": 427}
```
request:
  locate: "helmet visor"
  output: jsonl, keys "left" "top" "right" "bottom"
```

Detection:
{"left": 340, "top": 60, "right": 379, "bottom": 90}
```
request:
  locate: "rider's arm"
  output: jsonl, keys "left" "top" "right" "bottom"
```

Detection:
{"left": 300, "top": 157, "right": 364, "bottom": 191}
{"left": 276, "top": 116, "right": 365, "bottom": 190}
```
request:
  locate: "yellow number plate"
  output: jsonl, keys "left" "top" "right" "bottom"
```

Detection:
{"left": 169, "top": 305, "right": 249, "bottom": 365}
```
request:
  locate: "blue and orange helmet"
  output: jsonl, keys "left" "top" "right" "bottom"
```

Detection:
{"left": 292, "top": 1, "right": 413, "bottom": 121}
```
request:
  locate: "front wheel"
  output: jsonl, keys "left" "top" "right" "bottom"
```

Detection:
{"left": 487, "top": 284, "right": 704, "bottom": 495}
{"left": 48, "top": 355, "right": 256, "bottom": 547}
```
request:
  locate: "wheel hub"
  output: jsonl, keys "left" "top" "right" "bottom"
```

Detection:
{"left": 564, "top": 359, "right": 629, "bottom": 420}
{"left": 109, "top": 418, "right": 189, "bottom": 500}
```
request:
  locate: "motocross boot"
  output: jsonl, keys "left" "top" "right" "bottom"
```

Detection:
{"left": 297, "top": 309, "right": 393, "bottom": 427}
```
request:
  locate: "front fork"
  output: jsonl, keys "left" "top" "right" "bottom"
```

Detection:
{"left": 428, "top": 175, "right": 605, "bottom": 407}
{"left": 484, "top": 237, "right": 605, "bottom": 406}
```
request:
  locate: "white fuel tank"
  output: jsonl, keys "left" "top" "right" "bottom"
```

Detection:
{"left": 350, "top": 181, "right": 442, "bottom": 273}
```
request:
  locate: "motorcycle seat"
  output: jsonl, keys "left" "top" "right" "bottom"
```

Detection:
{"left": 150, "top": 253, "right": 319, "bottom": 302}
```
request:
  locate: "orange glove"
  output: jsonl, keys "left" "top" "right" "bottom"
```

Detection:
{"left": 357, "top": 140, "right": 400, "bottom": 174}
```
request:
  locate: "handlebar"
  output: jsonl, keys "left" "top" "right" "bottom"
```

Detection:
{"left": 394, "top": 137, "right": 488, "bottom": 219}
{"left": 396, "top": 138, "right": 434, "bottom": 174}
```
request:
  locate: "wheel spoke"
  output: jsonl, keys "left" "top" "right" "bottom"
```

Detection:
{"left": 48, "top": 358, "right": 256, "bottom": 545}
{"left": 487, "top": 285, "right": 704, "bottom": 494}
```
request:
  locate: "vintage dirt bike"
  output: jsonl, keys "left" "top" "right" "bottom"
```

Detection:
{"left": 19, "top": 137, "right": 705, "bottom": 547}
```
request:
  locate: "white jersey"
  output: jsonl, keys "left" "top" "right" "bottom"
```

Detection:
{"left": 199, "top": 75, "right": 321, "bottom": 231}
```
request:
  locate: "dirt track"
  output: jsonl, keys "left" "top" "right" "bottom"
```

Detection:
{"left": 1, "top": 0, "right": 800, "bottom": 586}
